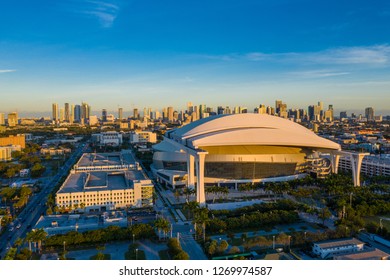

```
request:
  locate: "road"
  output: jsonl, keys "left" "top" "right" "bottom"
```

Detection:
{"left": 0, "top": 142, "right": 88, "bottom": 259}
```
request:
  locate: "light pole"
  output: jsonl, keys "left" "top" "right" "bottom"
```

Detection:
{"left": 272, "top": 236, "right": 275, "bottom": 250}
{"left": 135, "top": 248, "right": 138, "bottom": 260}
{"left": 380, "top": 219, "right": 383, "bottom": 230}
{"left": 288, "top": 235, "right": 291, "bottom": 252}
{"left": 133, "top": 234, "right": 135, "bottom": 244}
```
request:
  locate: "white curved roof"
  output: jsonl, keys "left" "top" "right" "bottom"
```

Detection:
{"left": 169, "top": 114, "right": 340, "bottom": 151}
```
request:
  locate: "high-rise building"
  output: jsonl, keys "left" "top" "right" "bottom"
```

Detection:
{"left": 52, "top": 103, "right": 58, "bottom": 122}
{"left": 81, "top": 102, "right": 90, "bottom": 122}
{"left": 365, "top": 107, "right": 374, "bottom": 121}
{"left": 133, "top": 108, "right": 139, "bottom": 119}
{"left": 167, "top": 107, "right": 174, "bottom": 122}
{"left": 187, "top": 102, "right": 193, "bottom": 114}
{"left": 118, "top": 108, "right": 123, "bottom": 120}
{"left": 70, "top": 104, "right": 74, "bottom": 124}
{"left": 74, "top": 105, "right": 81, "bottom": 123}
{"left": 102, "top": 109, "right": 107, "bottom": 122}
{"left": 64, "top": 103, "right": 70, "bottom": 122}
{"left": 7, "top": 112, "right": 18, "bottom": 127}
{"left": 59, "top": 108, "right": 65, "bottom": 122}
{"left": 217, "top": 106, "right": 225, "bottom": 115}
{"left": 0, "top": 113, "right": 5, "bottom": 126}
{"left": 340, "top": 111, "right": 347, "bottom": 119}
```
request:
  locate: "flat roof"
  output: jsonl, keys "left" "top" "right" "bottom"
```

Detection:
{"left": 335, "top": 248, "right": 389, "bottom": 260}
{"left": 58, "top": 170, "right": 147, "bottom": 194}
{"left": 314, "top": 238, "right": 364, "bottom": 249}
{"left": 76, "top": 152, "right": 136, "bottom": 167}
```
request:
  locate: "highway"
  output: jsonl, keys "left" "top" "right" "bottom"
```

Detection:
{"left": 0, "top": 142, "right": 88, "bottom": 259}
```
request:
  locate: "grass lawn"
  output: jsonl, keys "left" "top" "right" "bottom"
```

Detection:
{"left": 364, "top": 215, "right": 390, "bottom": 231}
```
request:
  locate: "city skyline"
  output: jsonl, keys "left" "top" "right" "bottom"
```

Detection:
{"left": 1, "top": 1, "right": 390, "bottom": 114}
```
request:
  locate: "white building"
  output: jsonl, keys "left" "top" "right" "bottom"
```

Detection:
{"left": 55, "top": 151, "right": 153, "bottom": 212}
{"left": 312, "top": 238, "right": 365, "bottom": 259}
{"left": 130, "top": 131, "right": 157, "bottom": 144}
{"left": 93, "top": 131, "right": 123, "bottom": 146}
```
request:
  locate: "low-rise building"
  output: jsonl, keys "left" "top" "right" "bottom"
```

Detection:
{"left": 334, "top": 248, "right": 389, "bottom": 260}
{"left": 130, "top": 131, "right": 157, "bottom": 144}
{"left": 92, "top": 131, "right": 123, "bottom": 146}
{"left": 55, "top": 151, "right": 153, "bottom": 212}
{"left": 312, "top": 238, "right": 365, "bottom": 259}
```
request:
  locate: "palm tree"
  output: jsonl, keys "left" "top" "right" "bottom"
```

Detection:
{"left": 193, "top": 207, "right": 209, "bottom": 242}
{"left": 183, "top": 187, "right": 196, "bottom": 203}
{"left": 183, "top": 201, "right": 199, "bottom": 219}
{"left": 154, "top": 218, "right": 170, "bottom": 240}
{"left": 26, "top": 228, "right": 47, "bottom": 253}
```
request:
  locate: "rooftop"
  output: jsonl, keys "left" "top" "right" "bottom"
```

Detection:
{"left": 167, "top": 114, "right": 340, "bottom": 151}
{"left": 58, "top": 170, "right": 147, "bottom": 193}
{"left": 76, "top": 151, "right": 136, "bottom": 167}
{"left": 335, "top": 248, "right": 389, "bottom": 260}
{"left": 314, "top": 238, "right": 364, "bottom": 249}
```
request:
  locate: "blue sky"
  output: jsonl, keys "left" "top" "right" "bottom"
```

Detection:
{"left": 1, "top": 0, "right": 390, "bottom": 116}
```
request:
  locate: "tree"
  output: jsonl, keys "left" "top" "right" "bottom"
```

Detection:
{"left": 194, "top": 207, "right": 209, "bottom": 242}
{"left": 154, "top": 217, "right": 170, "bottom": 240}
{"left": 183, "top": 187, "right": 196, "bottom": 202}
{"left": 183, "top": 201, "right": 199, "bottom": 219}
{"left": 26, "top": 228, "right": 47, "bottom": 253}
{"left": 217, "top": 240, "right": 229, "bottom": 254}
{"left": 173, "top": 251, "right": 189, "bottom": 260}
{"left": 319, "top": 207, "right": 332, "bottom": 225}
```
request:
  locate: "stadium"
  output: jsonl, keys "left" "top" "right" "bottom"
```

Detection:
{"left": 151, "top": 113, "right": 341, "bottom": 204}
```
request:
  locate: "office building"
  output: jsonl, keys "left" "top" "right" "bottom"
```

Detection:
{"left": 0, "top": 113, "right": 5, "bottom": 126}
{"left": 130, "top": 131, "right": 157, "bottom": 144}
{"left": 118, "top": 107, "right": 123, "bottom": 120}
{"left": 52, "top": 103, "right": 58, "bottom": 122}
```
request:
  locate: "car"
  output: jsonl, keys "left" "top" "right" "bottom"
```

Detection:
{"left": 16, "top": 224, "right": 21, "bottom": 229}
{"left": 9, "top": 227, "right": 14, "bottom": 232}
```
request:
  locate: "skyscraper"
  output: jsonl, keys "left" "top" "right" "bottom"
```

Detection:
{"left": 52, "top": 103, "right": 58, "bottom": 122}
{"left": 60, "top": 108, "right": 65, "bottom": 122}
{"left": 74, "top": 105, "right": 81, "bottom": 123}
{"left": 102, "top": 109, "right": 107, "bottom": 122}
{"left": 365, "top": 107, "right": 374, "bottom": 121}
{"left": 133, "top": 108, "right": 139, "bottom": 119}
{"left": 0, "top": 113, "right": 5, "bottom": 125}
{"left": 118, "top": 108, "right": 123, "bottom": 120}
{"left": 81, "top": 102, "right": 91, "bottom": 123}
{"left": 64, "top": 103, "right": 70, "bottom": 122}
{"left": 167, "top": 106, "right": 174, "bottom": 122}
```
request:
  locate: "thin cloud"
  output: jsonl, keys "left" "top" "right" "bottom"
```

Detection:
{"left": 199, "top": 45, "right": 390, "bottom": 66}
{"left": 80, "top": 1, "right": 120, "bottom": 28}
{"left": 290, "top": 69, "right": 350, "bottom": 79}
{"left": 311, "top": 45, "right": 390, "bottom": 65}
{"left": 0, "top": 69, "right": 16, "bottom": 73}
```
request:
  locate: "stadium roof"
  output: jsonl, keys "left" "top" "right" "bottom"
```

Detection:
{"left": 167, "top": 114, "right": 340, "bottom": 151}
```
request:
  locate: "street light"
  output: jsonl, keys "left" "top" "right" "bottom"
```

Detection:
{"left": 288, "top": 235, "right": 291, "bottom": 252}
{"left": 272, "top": 236, "right": 275, "bottom": 250}
{"left": 133, "top": 234, "right": 135, "bottom": 244}
{"left": 135, "top": 248, "right": 138, "bottom": 260}
{"left": 380, "top": 219, "right": 383, "bottom": 230}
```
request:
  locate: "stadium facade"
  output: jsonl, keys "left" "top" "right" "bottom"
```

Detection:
{"left": 152, "top": 114, "right": 349, "bottom": 204}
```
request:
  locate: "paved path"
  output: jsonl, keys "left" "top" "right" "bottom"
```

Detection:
{"left": 138, "top": 240, "right": 167, "bottom": 260}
